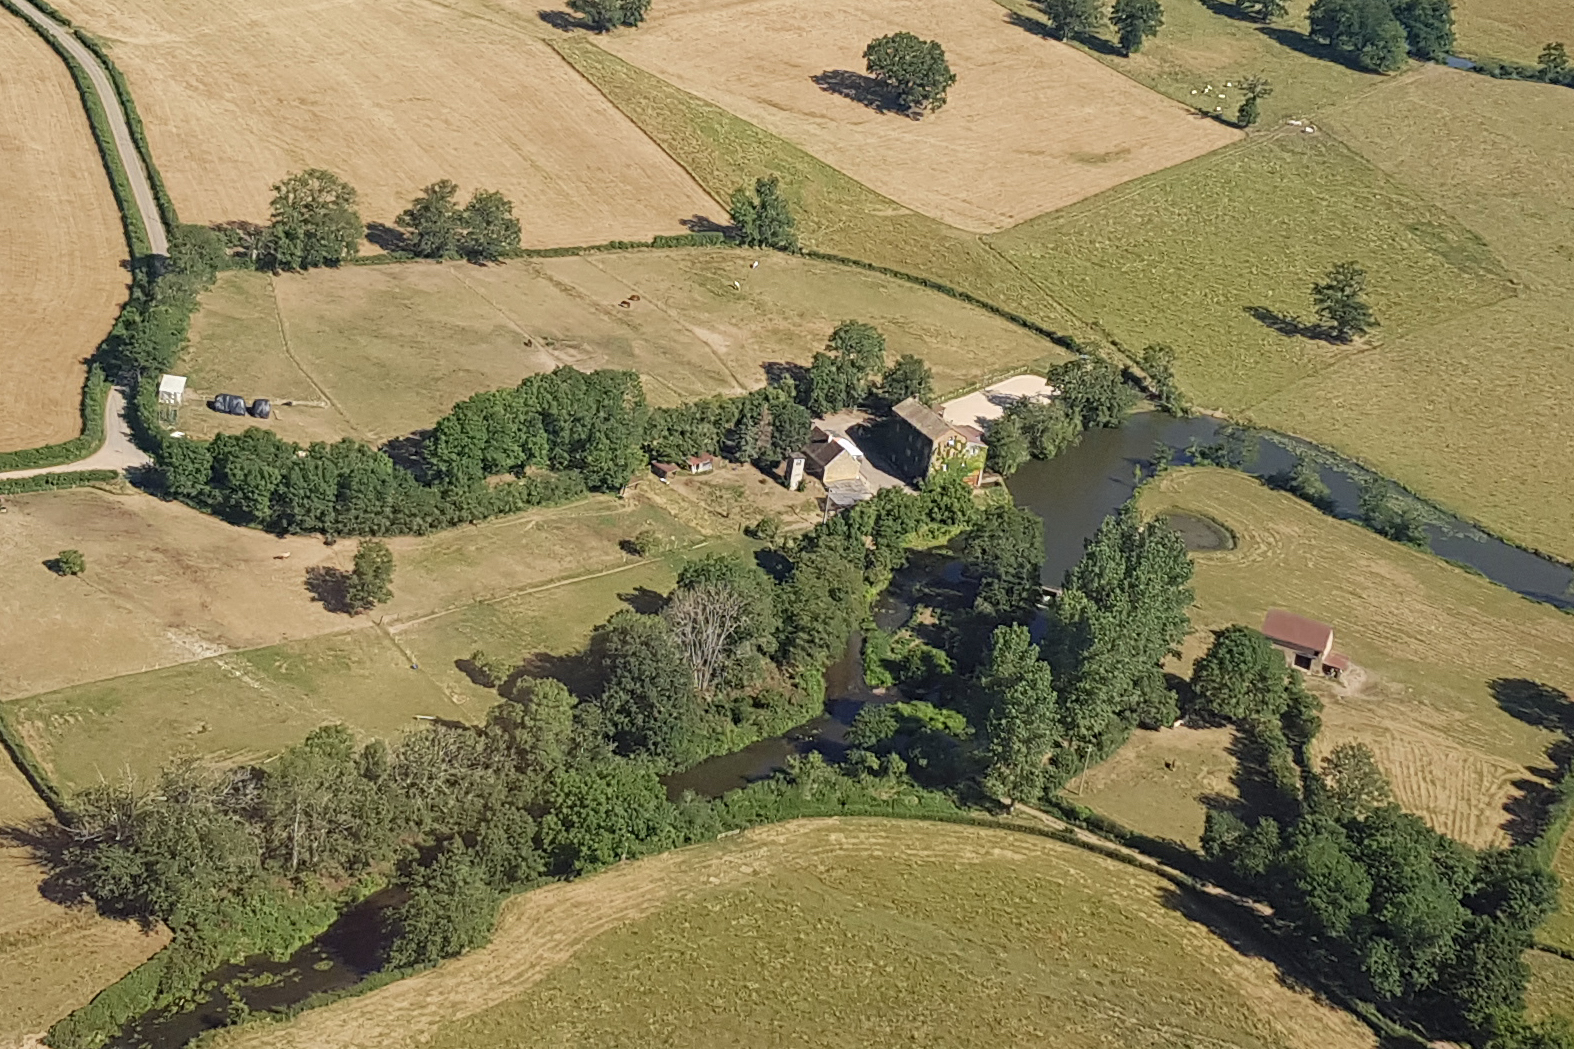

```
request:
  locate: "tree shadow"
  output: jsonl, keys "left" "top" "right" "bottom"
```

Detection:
{"left": 1195, "top": 0, "right": 1263, "bottom": 23}
{"left": 1244, "top": 306, "right": 1336, "bottom": 341}
{"left": 1491, "top": 678, "right": 1574, "bottom": 736}
{"left": 1258, "top": 26, "right": 1372, "bottom": 72}
{"left": 811, "top": 69, "right": 900, "bottom": 114}
{"left": 1005, "top": 9, "right": 1056, "bottom": 38}
{"left": 536, "top": 8, "right": 589, "bottom": 31}
{"left": 762, "top": 360, "right": 811, "bottom": 391}
{"left": 514, "top": 650, "right": 604, "bottom": 698}
{"left": 1490, "top": 679, "right": 1574, "bottom": 844}
{"left": 1154, "top": 883, "right": 1394, "bottom": 1035}
{"left": 1075, "top": 32, "right": 1124, "bottom": 57}
{"left": 619, "top": 586, "right": 668, "bottom": 615}
{"left": 305, "top": 565, "right": 352, "bottom": 614}
{"left": 680, "top": 214, "right": 731, "bottom": 235}
{"left": 0, "top": 817, "right": 159, "bottom": 928}
{"left": 380, "top": 430, "right": 432, "bottom": 482}
{"left": 365, "top": 222, "right": 410, "bottom": 253}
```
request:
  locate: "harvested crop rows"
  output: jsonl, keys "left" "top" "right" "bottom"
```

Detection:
{"left": 209, "top": 819, "right": 1376, "bottom": 1049}
{"left": 0, "top": 11, "right": 126, "bottom": 452}
{"left": 49, "top": 0, "right": 717, "bottom": 245}
{"left": 595, "top": 0, "right": 1238, "bottom": 233}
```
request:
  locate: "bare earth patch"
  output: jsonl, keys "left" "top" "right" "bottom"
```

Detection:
{"left": 0, "top": 13, "right": 126, "bottom": 452}
{"left": 49, "top": 0, "right": 718, "bottom": 245}
{"left": 591, "top": 0, "right": 1239, "bottom": 233}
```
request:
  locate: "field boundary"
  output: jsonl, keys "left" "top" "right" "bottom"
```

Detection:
{"left": 0, "top": 700, "right": 71, "bottom": 822}
{"left": 0, "top": 468, "right": 119, "bottom": 495}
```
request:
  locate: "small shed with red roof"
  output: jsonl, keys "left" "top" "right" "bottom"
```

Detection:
{"left": 1262, "top": 609, "right": 1349, "bottom": 678}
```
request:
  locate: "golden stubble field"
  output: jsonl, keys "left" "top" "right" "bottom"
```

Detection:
{"left": 49, "top": 0, "right": 717, "bottom": 245}
{"left": 209, "top": 819, "right": 1376, "bottom": 1049}
{"left": 0, "top": 13, "right": 127, "bottom": 452}
{"left": 177, "top": 249, "right": 1066, "bottom": 446}
{"left": 0, "top": 757, "right": 167, "bottom": 1045}
{"left": 591, "top": 0, "right": 1239, "bottom": 233}
{"left": 1122, "top": 468, "right": 1574, "bottom": 851}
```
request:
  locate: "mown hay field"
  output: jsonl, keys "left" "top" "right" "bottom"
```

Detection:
{"left": 0, "top": 12, "right": 127, "bottom": 452}
{"left": 49, "top": 0, "right": 717, "bottom": 245}
{"left": 1120, "top": 468, "right": 1574, "bottom": 850}
{"left": 591, "top": 0, "right": 1238, "bottom": 233}
{"left": 179, "top": 249, "right": 1067, "bottom": 446}
{"left": 1258, "top": 65, "right": 1574, "bottom": 563}
{"left": 1, "top": 476, "right": 799, "bottom": 788}
{"left": 209, "top": 819, "right": 1376, "bottom": 1049}
{"left": 1454, "top": 0, "right": 1574, "bottom": 62}
{"left": 0, "top": 757, "right": 167, "bottom": 1045}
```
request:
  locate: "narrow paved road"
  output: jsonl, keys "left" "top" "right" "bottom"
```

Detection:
{"left": 0, "top": 390, "right": 149, "bottom": 480}
{"left": 9, "top": 0, "right": 168, "bottom": 256}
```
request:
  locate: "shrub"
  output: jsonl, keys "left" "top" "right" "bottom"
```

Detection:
{"left": 53, "top": 549, "right": 87, "bottom": 576}
{"left": 345, "top": 540, "right": 394, "bottom": 613}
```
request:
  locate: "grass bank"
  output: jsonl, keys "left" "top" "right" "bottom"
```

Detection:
{"left": 207, "top": 818, "right": 1376, "bottom": 1049}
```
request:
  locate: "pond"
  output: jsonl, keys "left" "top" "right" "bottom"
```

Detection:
{"left": 1005, "top": 410, "right": 1574, "bottom": 608}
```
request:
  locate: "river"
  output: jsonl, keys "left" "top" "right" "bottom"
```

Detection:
{"left": 110, "top": 411, "right": 1573, "bottom": 1048}
{"left": 1006, "top": 411, "right": 1573, "bottom": 607}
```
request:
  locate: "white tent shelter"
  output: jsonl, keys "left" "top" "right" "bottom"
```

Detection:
{"left": 157, "top": 374, "right": 187, "bottom": 406}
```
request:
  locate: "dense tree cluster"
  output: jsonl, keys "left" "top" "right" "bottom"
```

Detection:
{"left": 1047, "top": 503, "right": 1194, "bottom": 737}
{"left": 1307, "top": 0, "right": 1454, "bottom": 71}
{"left": 395, "top": 180, "right": 523, "bottom": 263}
{"left": 1040, "top": 0, "right": 1105, "bottom": 40}
{"left": 728, "top": 176, "right": 799, "bottom": 252}
{"left": 1111, "top": 0, "right": 1164, "bottom": 53}
{"left": 1205, "top": 735, "right": 1559, "bottom": 1043}
{"left": 863, "top": 32, "right": 958, "bottom": 114}
{"left": 257, "top": 169, "right": 363, "bottom": 272}
{"left": 805, "top": 321, "right": 887, "bottom": 415}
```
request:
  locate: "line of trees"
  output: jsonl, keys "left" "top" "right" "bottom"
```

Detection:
{"left": 1038, "top": 0, "right": 1166, "bottom": 54}
{"left": 151, "top": 310, "right": 939, "bottom": 537}
{"left": 1194, "top": 629, "right": 1564, "bottom": 1046}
